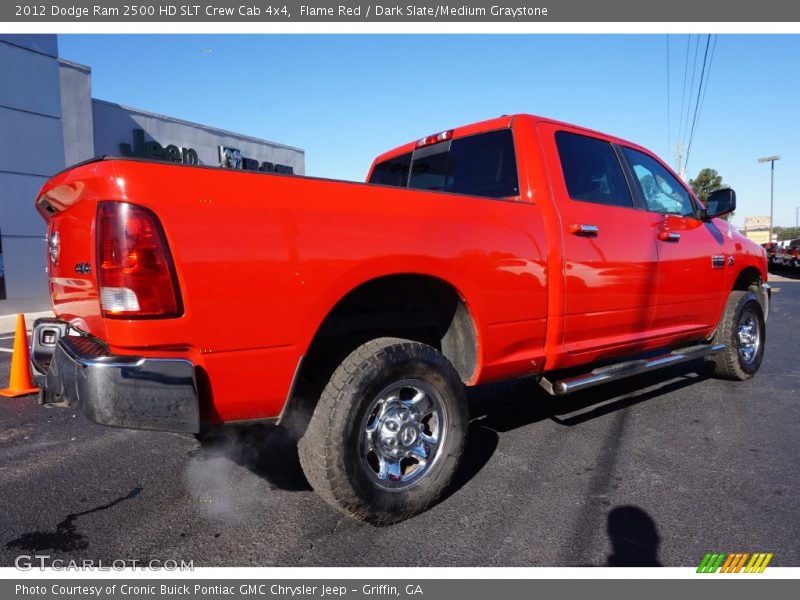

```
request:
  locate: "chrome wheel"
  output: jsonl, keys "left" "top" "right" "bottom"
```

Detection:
{"left": 736, "top": 307, "right": 761, "bottom": 365}
{"left": 359, "top": 379, "right": 447, "bottom": 492}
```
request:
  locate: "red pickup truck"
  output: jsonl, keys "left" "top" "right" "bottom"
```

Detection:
{"left": 32, "top": 114, "right": 769, "bottom": 524}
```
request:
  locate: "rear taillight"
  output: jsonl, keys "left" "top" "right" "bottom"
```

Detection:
{"left": 96, "top": 202, "right": 182, "bottom": 318}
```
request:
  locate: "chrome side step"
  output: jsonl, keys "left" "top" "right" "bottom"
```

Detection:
{"left": 539, "top": 343, "right": 725, "bottom": 396}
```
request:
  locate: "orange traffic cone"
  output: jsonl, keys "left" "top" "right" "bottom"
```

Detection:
{"left": 0, "top": 314, "right": 39, "bottom": 397}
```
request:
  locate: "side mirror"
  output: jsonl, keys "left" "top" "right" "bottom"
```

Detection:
{"left": 702, "top": 188, "right": 736, "bottom": 220}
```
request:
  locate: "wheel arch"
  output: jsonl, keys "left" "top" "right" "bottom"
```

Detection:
{"left": 732, "top": 265, "right": 764, "bottom": 291}
{"left": 279, "top": 273, "right": 480, "bottom": 434}
{"left": 729, "top": 264, "right": 770, "bottom": 323}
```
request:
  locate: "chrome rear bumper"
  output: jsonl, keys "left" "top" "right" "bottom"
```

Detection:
{"left": 31, "top": 318, "right": 199, "bottom": 433}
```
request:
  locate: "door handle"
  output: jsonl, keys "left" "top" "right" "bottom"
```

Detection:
{"left": 658, "top": 230, "right": 681, "bottom": 242}
{"left": 569, "top": 223, "right": 599, "bottom": 237}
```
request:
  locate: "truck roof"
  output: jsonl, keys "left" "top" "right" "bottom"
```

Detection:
{"left": 371, "top": 113, "right": 647, "bottom": 166}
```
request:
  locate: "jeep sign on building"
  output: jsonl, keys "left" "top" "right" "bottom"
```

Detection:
{"left": 0, "top": 34, "right": 304, "bottom": 308}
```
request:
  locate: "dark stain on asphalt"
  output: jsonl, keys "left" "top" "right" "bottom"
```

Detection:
{"left": 5, "top": 487, "right": 142, "bottom": 552}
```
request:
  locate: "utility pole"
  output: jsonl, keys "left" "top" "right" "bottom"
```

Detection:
{"left": 796, "top": 206, "right": 799, "bottom": 228}
{"left": 758, "top": 155, "right": 781, "bottom": 242}
{"left": 675, "top": 142, "right": 685, "bottom": 180}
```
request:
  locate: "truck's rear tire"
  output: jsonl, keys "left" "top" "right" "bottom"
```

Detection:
{"left": 298, "top": 337, "right": 468, "bottom": 525}
{"left": 706, "top": 290, "right": 765, "bottom": 380}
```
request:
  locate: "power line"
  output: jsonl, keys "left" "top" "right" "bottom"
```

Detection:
{"left": 695, "top": 35, "right": 718, "bottom": 135}
{"left": 685, "top": 34, "right": 715, "bottom": 172}
{"left": 677, "top": 34, "right": 691, "bottom": 149}
{"left": 684, "top": 34, "right": 713, "bottom": 173}
{"left": 674, "top": 35, "right": 692, "bottom": 175}
{"left": 681, "top": 35, "right": 701, "bottom": 148}
{"left": 666, "top": 35, "right": 671, "bottom": 157}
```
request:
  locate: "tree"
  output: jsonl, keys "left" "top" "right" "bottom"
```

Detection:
{"left": 689, "top": 168, "right": 732, "bottom": 220}
{"left": 774, "top": 226, "right": 800, "bottom": 241}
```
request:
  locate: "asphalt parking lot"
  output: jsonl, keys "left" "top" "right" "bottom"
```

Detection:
{"left": 1, "top": 282, "right": 798, "bottom": 568}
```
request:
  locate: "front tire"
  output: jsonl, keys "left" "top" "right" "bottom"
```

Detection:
{"left": 707, "top": 290, "right": 766, "bottom": 380}
{"left": 298, "top": 337, "right": 468, "bottom": 525}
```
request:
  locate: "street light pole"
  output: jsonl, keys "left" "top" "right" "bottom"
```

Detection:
{"left": 758, "top": 155, "right": 781, "bottom": 242}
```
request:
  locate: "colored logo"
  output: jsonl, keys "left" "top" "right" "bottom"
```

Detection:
{"left": 697, "top": 552, "right": 773, "bottom": 573}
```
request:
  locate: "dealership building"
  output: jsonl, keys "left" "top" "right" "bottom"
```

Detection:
{"left": 0, "top": 34, "right": 305, "bottom": 310}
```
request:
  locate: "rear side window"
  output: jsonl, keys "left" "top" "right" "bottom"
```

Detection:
{"left": 369, "top": 152, "right": 411, "bottom": 187}
{"left": 555, "top": 131, "right": 633, "bottom": 208}
{"left": 368, "top": 129, "right": 519, "bottom": 199}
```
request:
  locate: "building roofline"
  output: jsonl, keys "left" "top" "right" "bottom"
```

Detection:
{"left": 91, "top": 98, "right": 304, "bottom": 154}
{"left": 57, "top": 58, "right": 92, "bottom": 73}
{"left": 0, "top": 35, "right": 58, "bottom": 59}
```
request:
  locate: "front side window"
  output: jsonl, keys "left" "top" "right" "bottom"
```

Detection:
{"left": 368, "top": 129, "right": 519, "bottom": 199}
{"left": 555, "top": 131, "right": 633, "bottom": 208}
{"left": 622, "top": 147, "right": 696, "bottom": 217}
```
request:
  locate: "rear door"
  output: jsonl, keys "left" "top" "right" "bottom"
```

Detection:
{"left": 619, "top": 146, "right": 726, "bottom": 336}
{"left": 540, "top": 124, "right": 662, "bottom": 355}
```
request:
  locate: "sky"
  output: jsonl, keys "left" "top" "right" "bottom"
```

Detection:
{"left": 58, "top": 34, "right": 800, "bottom": 229}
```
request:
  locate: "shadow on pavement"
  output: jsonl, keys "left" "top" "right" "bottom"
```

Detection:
{"left": 448, "top": 360, "right": 712, "bottom": 504}
{"left": 439, "top": 420, "right": 498, "bottom": 504}
{"left": 192, "top": 361, "right": 712, "bottom": 510}
{"left": 605, "top": 505, "right": 662, "bottom": 566}
{"left": 768, "top": 265, "right": 800, "bottom": 280}
{"left": 192, "top": 424, "right": 311, "bottom": 492}
{"left": 469, "top": 360, "right": 712, "bottom": 432}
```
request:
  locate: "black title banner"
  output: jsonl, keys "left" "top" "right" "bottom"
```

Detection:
{"left": 4, "top": 0, "right": 800, "bottom": 22}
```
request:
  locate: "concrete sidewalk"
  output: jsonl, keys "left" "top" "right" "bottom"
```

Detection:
{"left": 0, "top": 297, "right": 54, "bottom": 335}
{"left": 768, "top": 273, "right": 800, "bottom": 283}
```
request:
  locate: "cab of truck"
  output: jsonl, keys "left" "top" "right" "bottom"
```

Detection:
{"left": 367, "top": 114, "right": 767, "bottom": 370}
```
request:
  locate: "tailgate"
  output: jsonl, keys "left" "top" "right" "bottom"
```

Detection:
{"left": 35, "top": 159, "right": 124, "bottom": 337}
